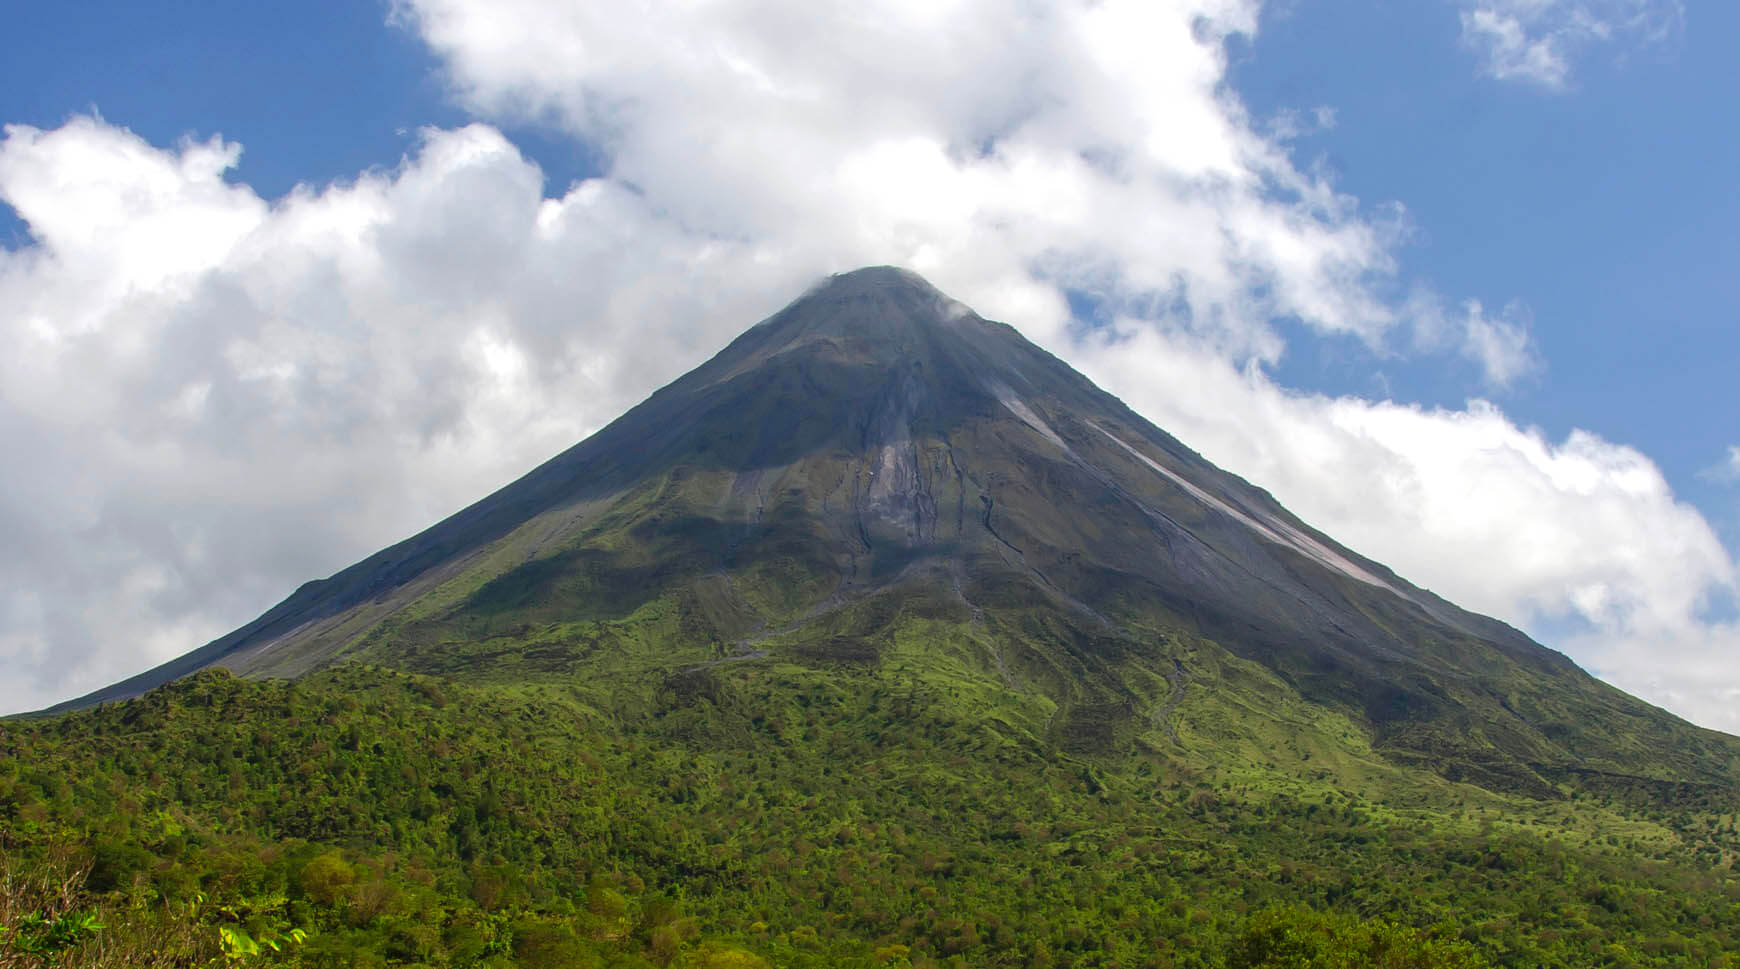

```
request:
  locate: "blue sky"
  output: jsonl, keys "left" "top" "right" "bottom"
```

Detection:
{"left": 2, "top": 0, "right": 1735, "bottom": 729}
{"left": 1234, "top": 1, "right": 1740, "bottom": 535}
{"left": 0, "top": 1, "right": 603, "bottom": 221}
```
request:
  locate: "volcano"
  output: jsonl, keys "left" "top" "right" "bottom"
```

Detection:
{"left": 55, "top": 266, "right": 1739, "bottom": 796}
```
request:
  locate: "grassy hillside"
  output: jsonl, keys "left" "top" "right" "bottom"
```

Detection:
{"left": 5, "top": 660, "right": 1739, "bottom": 968}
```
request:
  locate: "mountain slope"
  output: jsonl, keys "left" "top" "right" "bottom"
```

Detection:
{"left": 49, "top": 267, "right": 1740, "bottom": 799}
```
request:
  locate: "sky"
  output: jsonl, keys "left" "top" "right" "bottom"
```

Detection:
{"left": 2, "top": 0, "right": 1736, "bottom": 732}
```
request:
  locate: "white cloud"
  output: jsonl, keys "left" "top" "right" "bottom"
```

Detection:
{"left": 394, "top": 0, "right": 1549, "bottom": 373}
{"left": 0, "top": 118, "right": 812, "bottom": 713}
{"left": 1457, "top": 0, "right": 1684, "bottom": 89}
{"left": 1580, "top": 625, "right": 1740, "bottom": 737}
{"left": 1073, "top": 329, "right": 1740, "bottom": 734}
{"left": 395, "top": 0, "right": 1405, "bottom": 359}
{"left": 0, "top": 0, "right": 1733, "bottom": 735}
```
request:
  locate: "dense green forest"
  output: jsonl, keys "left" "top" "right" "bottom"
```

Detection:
{"left": 4, "top": 664, "right": 1739, "bottom": 968}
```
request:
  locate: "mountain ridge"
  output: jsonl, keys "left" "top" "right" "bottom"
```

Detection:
{"left": 40, "top": 267, "right": 1739, "bottom": 803}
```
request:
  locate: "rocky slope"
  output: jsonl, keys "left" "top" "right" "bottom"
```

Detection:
{"left": 50, "top": 267, "right": 1740, "bottom": 800}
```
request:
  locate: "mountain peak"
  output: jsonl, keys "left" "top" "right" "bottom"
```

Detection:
{"left": 48, "top": 268, "right": 1738, "bottom": 809}
{"left": 807, "top": 265, "right": 945, "bottom": 298}
{"left": 785, "top": 265, "right": 974, "bottom": 331}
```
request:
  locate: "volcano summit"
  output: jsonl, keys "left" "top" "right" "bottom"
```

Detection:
{"left": 54, "top": 267, "right": 1740, "bottom": 798}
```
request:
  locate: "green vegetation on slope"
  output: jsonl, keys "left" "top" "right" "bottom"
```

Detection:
{"left": 5, "top": 664, "right": 1739, "bottom": 968}
{"left": 78, "top": 265, "right": 1740, "bottom": 817}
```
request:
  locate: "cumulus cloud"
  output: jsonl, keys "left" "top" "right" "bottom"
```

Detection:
{"left": 1073, "top": 330, "right": 1740, "bottom": 733}
{"left": 1, "top": 0, "right": 1734, "bottom": 733}
{"left": 395, "top": 0, "right": 1408, "bottom": 359}
{"left": 1457, "top": 0, "right": 1684, "bottom": 88}
{"left": 0, "top": 118, "right": 812, "bottom": 713}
